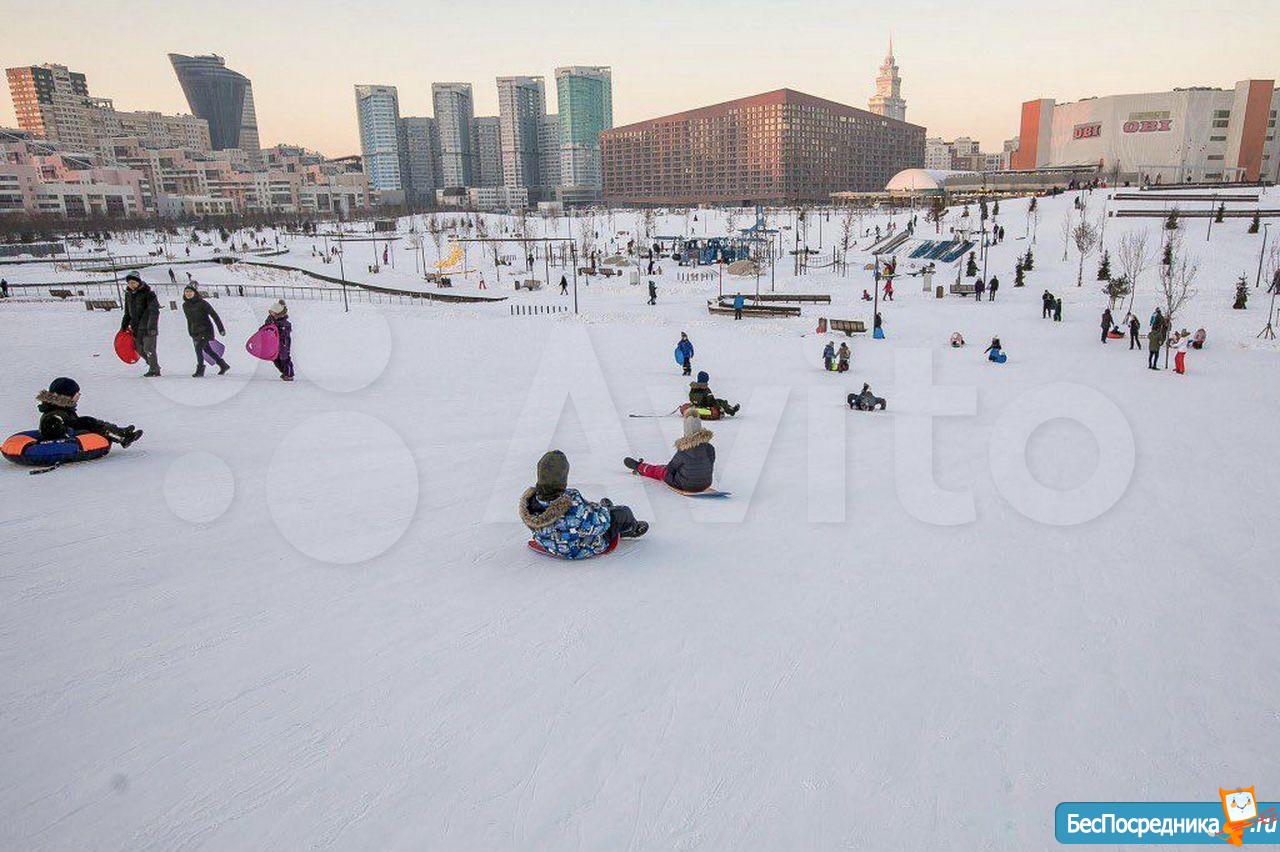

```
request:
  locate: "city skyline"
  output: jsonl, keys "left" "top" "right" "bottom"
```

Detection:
{"left": 3, "top": 0, "right": 1277, "bottom": 158}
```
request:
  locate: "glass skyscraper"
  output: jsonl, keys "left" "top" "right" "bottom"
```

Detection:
{"left": 354, "top": 84, "right": 404, "bottom": 193}
{"left": 554, "top": 66, "right": 612, "bottom": 202}
{"left": 168, "top": 54, "right": 260, "bottom": 160}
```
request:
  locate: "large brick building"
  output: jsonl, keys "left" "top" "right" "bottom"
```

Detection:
{"left": 601, "top": 88, "right": 924, "bottom": 205}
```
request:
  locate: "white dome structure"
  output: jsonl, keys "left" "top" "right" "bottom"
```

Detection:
{"left": 884, "top": 168, "right": 979, "bottom": 193}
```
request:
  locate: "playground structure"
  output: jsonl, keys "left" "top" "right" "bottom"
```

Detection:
{"left": 654, "top": 235, "right": 755, "bottom": 266}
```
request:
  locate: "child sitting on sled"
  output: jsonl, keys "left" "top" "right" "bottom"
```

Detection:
{"left": 688, "top": 371, "right": 740, "bottom": 417}
{"left": 848, "top": 383, "right": 887, "bottom": 411}
{"left": 36, "top": 377, "right": 142, "bottom": 447}
{"left": 624, "top": 411, "right": 716, "bottom": 493}
{"left": 519, "top": 450, "right": 648, "bottom": 559}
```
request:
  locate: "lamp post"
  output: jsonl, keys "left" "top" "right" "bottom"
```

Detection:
{"left": 336, "top": 243, "right": 349, "bottom": 313}
{"left": 1254, "top": 223, "right": 1270, "bottom": 289}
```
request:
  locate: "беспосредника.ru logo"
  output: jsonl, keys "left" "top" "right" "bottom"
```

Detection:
{"left": 1056, "top": 789, "right": 1277, "bottom": 845}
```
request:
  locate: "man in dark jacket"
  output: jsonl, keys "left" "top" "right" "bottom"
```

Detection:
{"left": 624, "top": 412, "right": 716, "bottom": 492}
{"left": 1127, "top": 313, "right": 1141, "bottom": 349}
{"left": 1148, "top": 312, "right": 1167, "bottom": 369}
{"left": 987, "top": 275, "right": 999, "bottom": 301}
{"left": 688, "top": 371, "right": 739, "bottom": 417}
{"left": 1101, "top": 308, "right": 1114, "bottom": 343}
{"left": 36, "top": 377, "right": 141, "bottom": 446}
{"left": 120, "top": 272, "right": 161, "bottom": 376}
{"left": 647, "top": 280, "right": 657, "bottom": 305}
{"left": 182, "top": 285, "right": 229, "bottom": 377}
{"left": 1042, "top": 290, "right": 1054, "bottom": 318}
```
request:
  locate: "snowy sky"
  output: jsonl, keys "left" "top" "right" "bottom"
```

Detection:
{"left": 3, "top": 0, "right": 1277, "bottom": 157}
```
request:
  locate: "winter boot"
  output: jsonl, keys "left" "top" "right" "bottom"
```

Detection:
{"left": 728, "top": 403, "right": 740, "bottom": 416}
{"left": 119, "top": 427, "right": 143, "bottom": 448}
{"left": 621, "top": 521, "right": 649, "bottom": 539}
{"left": 623, "top": 457, "right": 642, "bottom": 473}
{"left": 193, "top": 367, "right": 205, "bottom": 378}
{"left": 217, "top": 362, "right": 230, "bottom": 375}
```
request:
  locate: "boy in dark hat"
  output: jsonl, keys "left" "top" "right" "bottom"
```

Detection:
{"left": 182, "top": 285, "right": 229, "bottom": 377}
{"left": 36, "top": 378, "right": 142, "bottom": 447}
{"left": 519, "top": 450, "right": 648, "bottom": 559}
{"left": 688, "top": 370, "right": 739, "bottom": 417}
{"left": 120, "top": 271, "right": 161, "bottom": 376}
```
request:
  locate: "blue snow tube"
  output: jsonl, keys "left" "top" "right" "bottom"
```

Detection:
{"left": 989, "top": 351, "right": 1008, "bottom": 364}
{"left": 2, "top": 429, "right": 110, "bottom": 467}
{"left": 873, "top": 327, "right": 886, "bottom": 340}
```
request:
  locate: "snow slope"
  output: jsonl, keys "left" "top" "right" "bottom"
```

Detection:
{"left": 2, "top": 190, "right": 1279, "bottom": 850}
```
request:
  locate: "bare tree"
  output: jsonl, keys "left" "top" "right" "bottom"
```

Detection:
{"left": 1061, "top": 206, "right": 1075, "bottom": 261}
{"left": 839, "top": 203, "right": 858, "bottom": 275}
{"left": 474, "top": 215, "right": 502, "bottom": 285}
{"left": 1071, "top": 213, "right": 1101, "bottom": 287}
{"left": 1160, "top": 234, "right": 1198, "bottom": 365}
{"left": 725, "top": 207, "right": 739, "bottom": 237}
{"left": 427, "top": 214, "right": 446, "bottom": 269}
{"left": 1115, "top": 229, "right": 1152, "bottom": 315}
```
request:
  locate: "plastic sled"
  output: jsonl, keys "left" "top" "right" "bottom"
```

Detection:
{"left": 673, "top": 345, "right": 693, "bottom": 367}
{"left": 527, "top": 533, "right": 621, "bottom": 559}
{"left": 666, "top": 484, "right": 732, "bottom": 498}
{"left": 1107, "top": 331, "right": 1125, "bottom": 339}
{"left": 202, "top": 338, "right": 226, "bottom": 365}
{"left": 990, "top": 352, "right": 1008, "bottom": 363}
{"left": 678, "top": 403, "right": 722, "bottom": 420}
{"left": 246, "top": 325, "right": 280, "bottom": 361}
{"left": 114, "top": 329, "right": 139, "bottom": 364}
{"left": 873, "top": 327, "right": 885, "bottom": 340}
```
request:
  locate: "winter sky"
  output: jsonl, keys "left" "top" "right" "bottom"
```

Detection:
{"left": 3, "top": 0, "right": 1277, "bottom": 156}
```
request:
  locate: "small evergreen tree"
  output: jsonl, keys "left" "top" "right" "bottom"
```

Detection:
{"left": 1103, "top": 275, "right": 1131, "bottom": 310}
{"left": 1097, "top": 250, "right": 1111, "bottom": 281}
{"left": 1164, "top": 209, "right": 1180, "bottom": 230}
{"left": 966, "top": 251, "right": 978, "bottom": 277}
{"left": 1014, "top": 259, "right": 1025, "bottom": 287}
{"left": 1215, "top": 203, "right": 1225, "bottom": 224}
{"left": 979, "top": 198, "right": 989, "bottom": 221}
{"left": 1162, "top": 240, "right": 1173, "bottom": 268}
{"left": 1233, "top": 275, "right": 1249, "bottom": 309}
{"left": 1023, "top": 248, "right": 1035, "bottom": 271}
{"left": 1248, "top": 212, "right": 1260, "bottom": 234}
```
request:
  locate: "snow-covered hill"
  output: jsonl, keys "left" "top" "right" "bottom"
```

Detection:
{"left": 2, "top": 189, "right": 1278, "bottom": 850}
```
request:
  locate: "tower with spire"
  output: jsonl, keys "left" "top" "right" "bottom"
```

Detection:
{"left": 868, "top": 36, "right": 907, "bottom": 122}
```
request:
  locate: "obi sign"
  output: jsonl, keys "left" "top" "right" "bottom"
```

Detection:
{"left": 1073, "top": 123, "right": 1102, "bottom": 139}
{"left": 1123, "top": 111, "right": 1173, "bottom": 134}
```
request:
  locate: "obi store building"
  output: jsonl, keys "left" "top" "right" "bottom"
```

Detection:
{"left": 1010, "top": 80, "right": 1279, "bottom": 184}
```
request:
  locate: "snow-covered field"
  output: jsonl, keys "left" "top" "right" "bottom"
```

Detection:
{"left": 2, "top": 191, "right": 1279, "bottom": 850}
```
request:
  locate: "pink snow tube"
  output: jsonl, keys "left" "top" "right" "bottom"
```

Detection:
{"left": 246, "top": 324, "right": 280, "bottom": 361}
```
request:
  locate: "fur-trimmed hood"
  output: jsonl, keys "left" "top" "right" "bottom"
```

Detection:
{"left": 36, "top": 390, "right": 77, "bottom": 410}
{"left": 519, "top": 486, "right": 574, "bottom": 531}
{"left": 674, "top": 428, "right": 713, "bottom": 452}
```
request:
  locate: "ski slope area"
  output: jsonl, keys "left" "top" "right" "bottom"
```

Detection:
{"left": 2, "top": 190, "right": 1280, "bottom": 850}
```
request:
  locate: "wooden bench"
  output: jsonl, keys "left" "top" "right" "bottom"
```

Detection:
{"left": 707, "top": 300, "right": 800, "bottom": 318}
{"left": 950, "top": 283, "right": 977, "bottom": 296}
{"left": 827, "top": 318, "right": 867, "bottom": 336}
{"left": 515, "top": 279, "right": 543, "bottom": 291}
{"left": 49, "top": 288, "right": 74, "bottom": 299}
{"left": 84, "top": 299, "right": 119, "bottom": 311}
{"left": 732, "top": 293, "right": 832, "bottom": 305}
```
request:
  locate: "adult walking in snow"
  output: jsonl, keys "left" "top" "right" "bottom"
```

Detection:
{"left": 987, "top": 275, "right": 999, "bottom": 301}
{"left": 625, "top": 411, "right": 716, "bottom": 493}
{"left": 1100, "top": 308, "right": 1114, "bottom": 343}
{"left": 120, "top": 272, "right": 161, "bottom": 377}
{"left": 559, "top": 274, "right": 569, "bottom": 295}
{"left": 648, "top": 280, "right": 657, "bottom": 306}
{"left": 733, "top": 293, "right": 745, "bottom": 320}
{"left": 836, "top": 342, "right": 851, "bottom": 373}
{"left": 1053, "top": 296, "right": 1063, "bottom": 322}
{"left": 676, "top": 332, "right": 694, "bottom": 376}
{"left": 182, "top": 285, "right": 229, "bottom": 377}
{"left": 975, "top": 277, "right": 985, "bottom": 302}
{"left": 1042, "top": 290, "right": 1054, "bottom": 319}
{"left": 822, "top": 340, "right": 836, "bottom": 372}
{"left": 265, "top": 300, "right": 294, "bottom": 382}
{"left": 520, "top": 450, "right": 648, "bottom": 559}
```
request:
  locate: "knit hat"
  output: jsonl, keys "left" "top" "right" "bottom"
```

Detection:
{"left": 682, "top": 411, "right": 703, "bottom": 439}
{"left": 49, "top": 377, "right": 80, "bottom": 398}
{"left": 268, "top": 300, "right": 287, "bottom": 316}
{"left": 124, "top": 271, "right": 143, "bottom": 285}
{"left": 535, "top": 450, "right": 569, "bottom": 498}
{"left": 696, "top": 370, "right": 709, "bottom": 383}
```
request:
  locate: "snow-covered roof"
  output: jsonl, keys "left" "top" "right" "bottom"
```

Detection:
{"left": 884, "top": 168, "right": 980, "bottom": 192}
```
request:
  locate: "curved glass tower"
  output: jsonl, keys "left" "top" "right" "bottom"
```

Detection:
{"left": 168, "top": 53, "right": 260, "bottom": 160}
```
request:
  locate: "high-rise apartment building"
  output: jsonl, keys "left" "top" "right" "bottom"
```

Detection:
{"left": 601, "top": 88, "right": 925, "bottom": 205}
{"left": 432, "top": 83, "right": 474, "bottom": 188}
{"left": 168, "top": 54, "right": 260, "bottom": 161}
{"left": 471, "top": 116, "right": 502, "bottom": 188}
{"left": 6, "top": 64, "right": 95, "bottom": 150}
{"left": 399, "top": 116, "right": 440, "bottom": 205}
{"left": 554, "top": 66, "right": 612, "bottom": 204}
{"left": 497, "top": 76, "right": 547, "bottom": 200}
{"left": 868, "top": 38, "right": 907, "bottom": 123}
{"left": 354, "top": 84, "right": 404, "bottom": 192}
{"left": 538, "top": 114, "right": 561, "bottom": 203}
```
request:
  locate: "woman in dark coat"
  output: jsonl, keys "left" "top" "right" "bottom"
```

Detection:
{"left": 182, "top": 286, "right": 229, "bottom": 376}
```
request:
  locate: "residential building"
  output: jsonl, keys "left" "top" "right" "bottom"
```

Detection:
{"left": 168, "top": 54, "right": 261, "bottom": 162}
{"left": 400, "top": 116, "right": 440, "bottom": 205}
{"left": 88, "top": 105, "right": 210, "bottom": 151}
{"left": 867, "top": 38, "right": 907, "bottom": 123}
{"left": 432, "top": 82, "right": 474, "bottom": 187}
{"left": 497, "top": 76, "right": 546, "bottom": 200}
{"left": 354, "top": 84, "right": 404, "bottom": 193}
{"left": 601, "top": 88, "right": 925, "bottom": 205}
{"left": 538, "top": 114, "right": 561, "bottom": 203}
{"left": 6, "top": 64, "right": 95, "bottom": 150}
{"left": 554, "top": 65, "right": 612, "bottom": 204}
{"left": 471, "top": 116, "right": 502, "bottom": 187}
{"left": 1011, "top": 80, "right": 1280, "bottom": 182}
